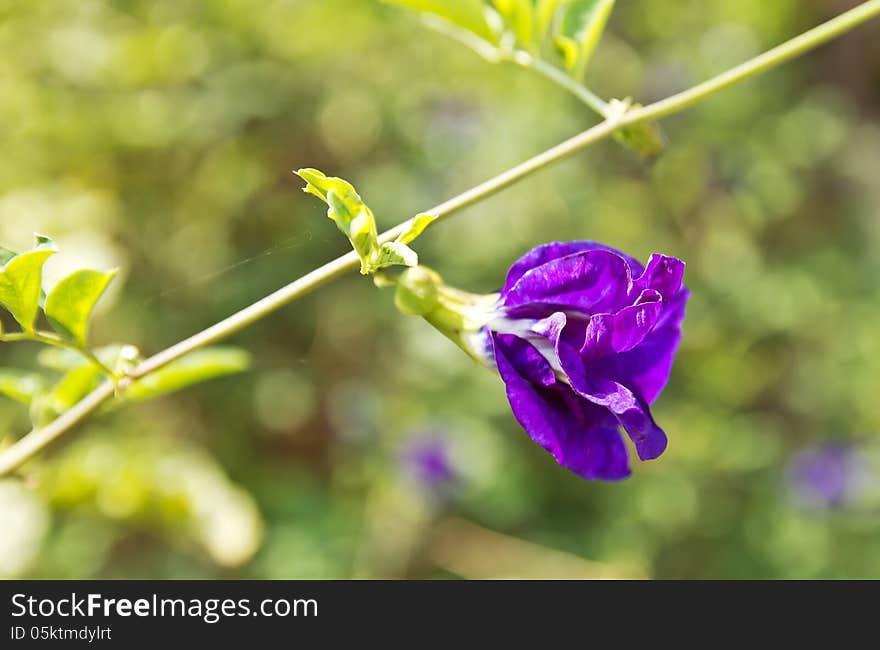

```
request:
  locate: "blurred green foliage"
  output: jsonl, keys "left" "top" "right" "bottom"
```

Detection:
{"left": 1, "top": 0, "right": 880, "bottom": 579}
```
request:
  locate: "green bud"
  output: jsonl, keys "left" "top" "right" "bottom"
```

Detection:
{"left": 606, "top": 98, "right": 666, "bottom": 160}
{"left": 394, "top": 266, "right": 441, "bottom": 316}
{"left": 394, "top": 266, "right": 499, "bottom": 363}
{"left": 377, "top": 241, "right": 418, "bottom": 270}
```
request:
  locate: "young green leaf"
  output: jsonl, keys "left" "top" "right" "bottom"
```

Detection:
{"left": 296, "top": 168, "right": 362, "bottom": 217}
{"left": 121, "top": 347, "right": 250, "bottom": 404}
{"left": 492, "top": 0, "right": 535, "bottom": 50}
{"left": 395, "top": 213, "right": 437, "bottom": 245}
{"left": 535, "top": 0, "right": 563, "bottom": 42}
{"left": 556, "top": 0, "right": 615, "bottom": 79}
{"left": 384, "top": 0, "right": 499, "bottom": 44}
{"left": 0, "top": 369, "right": 44, "bottom": 405}
{"left": 0, "top": 246, "right": 16, "bottom": 267}
{"left": 25, "top": 362, "right": 105, "bottom": 427}
{"left": 327, "top": 189, "right": 379, "bottom": 270}
{"left": 47, "top": 364, "right": 104, "bottom": 415}
{"left": 0, "top": 238, "right": 58, "bottom": 332}
{"left": 295, "top": 168, "right": 381, "bottom": 275}
{"left": 44, "top": 269, "right": 117, "bottom": 347}
{"left": 33, "top": 234, "right": 56, "bottom": 250}
{"left": 376, "top": 241, "right": 419, "bottom": 270}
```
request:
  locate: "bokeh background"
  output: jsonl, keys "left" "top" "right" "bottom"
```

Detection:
{"left": 2, "top": 0, "right": 880, "bottom": 579}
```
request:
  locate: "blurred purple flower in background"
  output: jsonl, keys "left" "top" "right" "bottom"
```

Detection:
{"left": 788, "top": 443, "right": 866, "bottom": 509}
{"left": 487, "top": 242, "right": 688, "bottom": 481}
{"left": 400, "top": 435, "right": 457, "bottom": 494}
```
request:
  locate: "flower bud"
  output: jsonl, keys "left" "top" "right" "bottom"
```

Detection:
{"left": 394, "top": 266, "right": 498, "bottom": 365}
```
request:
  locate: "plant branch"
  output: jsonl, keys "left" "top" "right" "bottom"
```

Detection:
{"left": 1, "top": 331, "right": 118, "bottom": 378}
{"left": 422, "top": 13, "right": 611, "bottom": 118}
{"left": 1, "top": 0, "right": 878, "bottom": 477}
{"left": 508, "top": 51, "right": 610, "bottom": 116}
{"left": 0, "top": 380, "right": 116, "bottom": 476}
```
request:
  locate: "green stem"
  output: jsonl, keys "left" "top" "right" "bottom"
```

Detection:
{"left": 1, "top": 0, "right": 878, "bottom": 477}
{"left": 637, "top": 0, "right": 880, "bottom": 121}
{"left": 0, "top": 379, "right": 116, "bottom": 475}
{"left": 1, "top": 331, "right": 118, "bottom": 378}
{"left": 423, "top": 13, "right": 611, "bottom": 117}
{"left": 510, "top": 51, "right": 610, "bottom": 116}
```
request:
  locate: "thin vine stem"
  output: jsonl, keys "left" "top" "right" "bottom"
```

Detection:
{"left": 511, "top": 52, "right": 610, "bottom": 115}
{"left": 1, "top": 0, "right": 878, "bottom": 477}
{"left": 1, "top": 331, "right": 118, "bottom": 378}
{"left": 423, "top": 14, "right": 612, "bottom": 117}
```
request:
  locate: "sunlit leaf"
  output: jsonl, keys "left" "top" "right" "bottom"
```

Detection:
{"left": 28, "top": 349, "right": 119, "bottom": 425}
{"left": 492, "top": 0, "right": 534, "bottom": 50}
{"left": 0, "top": 369, "right": 44, "bottom": 405}
{"left": 296, "top": 168, "right": 380, "bottom": 275}
{"left": 48, "top": 364, "right": 104, "bottom": 414}
{"left": 556, "top": 0, "right": 615, "bottom": 79}
{"left": 33, "top": 234, "right": 55, "bottom": 250}
{"left": 0, "top": 237, "right": 57, "bottom": 332}
{"left": 396, "top": 213, "right": 437, "bottom": 245}
{"left": 384, "top": 0, "right": 499, "bottom": 43}
{"left": 535, "top": 0, "right": 563, "bottom": 42}
{"left": 44, "top": 269, "right": 117, "bottom": 347}
{"left": 121, "top": 347, "right": 250, "bottom": 404}
{"left": 0, "top": 246, "right": 16, "bottom": 267}
{"left": 296, "top": 168, "right": 361, "bottom": 219}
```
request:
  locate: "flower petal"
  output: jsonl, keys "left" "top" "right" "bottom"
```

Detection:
{"left": 573, "top": 372, "right": 668, "bottom": 460}
{"left": 634, "top": 254, "right": 685, "bottom": 301}
{"left": 502, "top": 249, "right": 635, "bottom": 315}
{"left": 582, "top": 293, "right": 663, "bottom": 360}
{"left": 592, "top": 287, "right": 689, "bottom": 403}
{"left": 493, "top": 333, "right": 631, "bottom": 480}
{"left": 545, "top": 315, "right": 669, "bottom": 461}
{"left": 492, "top": 330, "right": 556, "bottom": 387}
{"left": 502, "top": 241, "right": 643, "bottom": 297}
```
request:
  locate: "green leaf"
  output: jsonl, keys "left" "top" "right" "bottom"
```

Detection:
{"left": 121, "top": 347, "right": 250, "bottom": 404}
{"left": 376, "top": 241, "right": 419, "bottom": 270}
{"left": 492, "top": 0, "right": 534, "bottom": 50}
{"left": 25, "top": 362, "right": 105, "bottom": 427}
{"left": 0, "top": 246, "right": 16, "bottom": 267}
{"left": 33, "top": 234, "right": 56, "bottom": 250}
{"left": 384, "top": 0, "right": 499, "bottom": 43}
{"left": 395, "top": 213, "right": 437, "bottom": 245}
{"left": 44, "top": 269, "right": 117, "bottom": 347}
{"left": 295, "top": 168, "right": 380, "bottom": 275}
{"left": 48, "top": 364, "right": 103, "bottom": 414}
{"left": 0, "top": 369, "right": 44, "bottom": 405}
{"left": 535, "top": 0, "right": 564, "bottom": 42}
{"left": 0, "top": 237, "right": 58, "bottom": 332}
{"left": 556, "top": 0, "right": 615, "bottom": 79}
{"left": 27, "top": 345, "right": 137, "bottom": 425}
{"left": 296, "top": 168, "right": 362, "bottom": 219}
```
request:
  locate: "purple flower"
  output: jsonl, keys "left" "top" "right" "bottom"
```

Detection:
{"left": 486, "top": 242, "right": 688, "bottom": 481}
{"left": 788, "top": 443, "right": 863, "bottom": 509}
{"left": 401, "top": 435, "right": 457, "bottom": 493}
